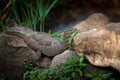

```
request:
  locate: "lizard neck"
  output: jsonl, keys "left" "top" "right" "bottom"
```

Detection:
{"left": 62, "top": 28, "right": 77, "bottom": 50}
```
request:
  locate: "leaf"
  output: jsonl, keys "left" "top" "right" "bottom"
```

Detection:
{"left": 109, "top": 78, "right": 116, "bottom": 80}
{"left": 69, "top": 30, "right": 80, "bottom": 46}
{"left": 49, "top": 68, "right": 55, "bottom": 75}
{"left": 51, "top": 31, "right": 64, "bottom": 42}
{"left": 36, "top": 0, "right": 43, "bottom": 19}
{"left": 85, "top": 73, "right": 94, "bottom": 78}
{"left": 79, "top": 63, "right": 87, "bottom": 68}
{"left": 92, "top": 77, "right": 101, "bottom": 80}
{"left": 102, "top": 72, "right": 113, "bottom": 79}
{"left": 51, "top": 31, "right": 61, "bottom": 37}
{"left": 79, "top": 56, "right": 85, "bottom": 63}
{"left": 54, "top": 37, "right": 64, "bottom": 43}
{"left": 71, "top": 55, "right": 77, "bottom": 63}
{"left": 23, "top": 71, "right": 30, "bottom": 79}
{"left": 48, "top": 29, "right": 52, "bottom": 34}
{"left": 78, "top": 70, "right": 83, "bottom": 76}
{"left": 71, "top": 72, "right": 76, "bottom": 77}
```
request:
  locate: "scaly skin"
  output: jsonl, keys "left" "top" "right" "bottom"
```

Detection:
{"left": 38, "top": 28, "right": 78, "bottom": 57}
{"left": 5, "top": 27, "right": 77, "bottom": 58}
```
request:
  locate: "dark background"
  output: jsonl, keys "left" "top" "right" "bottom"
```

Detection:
{"left": 46, "top": 0, "right": 120, "bottom": 31}
{"left": 0, "top": 0, "right": 120, "bottom": 31}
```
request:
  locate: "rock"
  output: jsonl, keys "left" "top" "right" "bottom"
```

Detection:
{"left": 4, "top": 27, "right": 64, "bottom": 57}
{"left": 39, "top": 56, "right": 52, "bottom": 69}
{"left": 73, "top": 13, "right": 109, "bottom": 32}
{"left": 58, "top": 13, "right": 109, "bottom": 37}
{"left": 0, "top": 33, "right": 36, "bottom": 79}
{"left": 50, "top": 49, "right": 75, "bottom": 68}
{"left": 0, "top": 27, "right": 64, "bottom": 79}
{"left": 74, "top": 23, "right": 120, "bottom": 71}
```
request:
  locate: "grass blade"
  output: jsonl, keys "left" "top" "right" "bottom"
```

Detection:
{"left": 45, "top": 0, "right": 58, "bottom": 17}
{"left": 11, "top": 1, "right": 21, "bottom": 25}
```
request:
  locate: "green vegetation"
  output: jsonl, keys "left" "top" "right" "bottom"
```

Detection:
{"left": 11, "top": 0, "right": 58, "bottom": 32}
{"left": 0, "top": 1, "right": 118, "bottom": 80}
{"left": 85, "top": 72, "right": 115, "bottom": 80}
{"left": 51, "top": 31, "right": 64, "bottom": 43}
{"left": 23, "top": 55, "right": 87, "bottom": 80}
{"left": 0, "top": 75, "right": 12, "bottom": 80}
{"left": 68, "top": 30, "right": 80, "bottom": 47}
{"left": 23, "top": 55, "right": 115, "bottom": 80}
{"left": 22, "top": 29, "right": 115, "bottom": 80}
{"left": 0, "top": 0, "right": 58, "bottom": 32}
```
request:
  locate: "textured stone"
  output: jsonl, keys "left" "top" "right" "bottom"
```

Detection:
{"left": 74, "top": 23, "right": 120, "bottom": 71}
{"left": 0, "top": 34, "right": 36, "bottom": 79}
{"left": 0, "top": 27, "right": 64, "bottom": 79}
{"left": 73, "top": 13, "right": 109, "bottom": 32}
{"left": 50, "top": 49, "right": 75, "bottom": 68}
{"left": 59, "top": 13, "right": 109, "bottom": 37}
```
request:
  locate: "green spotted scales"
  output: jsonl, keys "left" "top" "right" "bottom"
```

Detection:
{"left": 63, "top": 28, "right": 78, "bottom": 50}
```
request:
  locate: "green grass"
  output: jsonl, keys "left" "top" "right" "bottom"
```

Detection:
{"left": 11, "top": 0, "right": 22, "bottom": 26}
{"left": 36, "top": 0, "right": 58, "bottom": 32}
{"left": 11, "top": 0, "right": 58, "bottom": 32}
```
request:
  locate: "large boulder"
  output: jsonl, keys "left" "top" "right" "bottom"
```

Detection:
{"left": 0, "top": 32, "right": 36, "bottom": 79}
{"left": 74, "top": 23, "right": 120, "bottom": 71}
{"left": 51, "top": 13, "right": 110, "bottom": 68}
{"left": 0, "top": 27, "right": 63, "bottom": 79}
{"left": 59, "top": 13, "right": 109, "bottom": 37}
{"left": 73, "top": 13, "right": 109, "bottom": 32}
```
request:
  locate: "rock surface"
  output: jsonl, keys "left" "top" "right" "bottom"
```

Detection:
{"left": 0, "top": 27, "right": 64, "bottom": 79}
{"left": 59, "top": 13, "right": 109, "bottom": 37}
{"left": 0, "top": 13, "right": 120, "bottom": 80}
{"left": 73, "top": 13, "right": 109, "bottom": 32}
{"left": 51, "top": 13, "right": 111, "bottom": 69}
{"left": 50, "top": 49, "right": 75, "bottom": 68}
{"left": 74, "top": 23, "right": 120, "bottom": 71}
{"left": 4, "top": 27, "right": 64, "bottom": 57}
{"left": 0, "top": 33, "right": 36, "bottom": 79}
